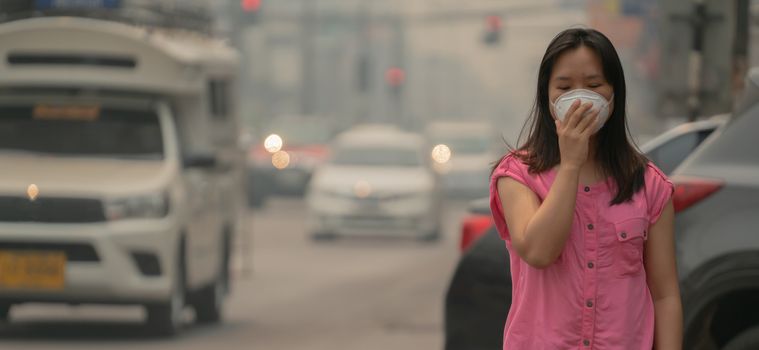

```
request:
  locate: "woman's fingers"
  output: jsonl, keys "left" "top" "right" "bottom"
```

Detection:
{"left": 577, "top": 108, "right": 600, "bottom": 135}
{"left": 567, "top": 102, "right": 592, "bottom": 129}
{"left": 561, "top": 99, "right": 581, "bottom": 126}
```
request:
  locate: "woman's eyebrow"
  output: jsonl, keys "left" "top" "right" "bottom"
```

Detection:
{"left": 554, "top": 76, "right": 572, "bottom": 81}
{"left": 584, "top": 74, "right": 602, "bottom": 80}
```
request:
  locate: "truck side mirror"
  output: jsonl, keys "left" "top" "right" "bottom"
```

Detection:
{"left": 183, "top": 153, "right": 218, "bottom": 168}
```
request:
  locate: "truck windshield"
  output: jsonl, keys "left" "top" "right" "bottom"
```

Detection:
{"left": 0, "top": 104, "right": 164, "bottom": 159}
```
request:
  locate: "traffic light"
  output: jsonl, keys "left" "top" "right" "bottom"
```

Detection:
{"left": 385, "top": 67, "right": 406, "bottom": 90}
{"left": 482, "top": 15, "right": 503, "bottom": 46}
{"left": 241, "top": 0, "right": 261, "bottom": 12}
{"left": 239, "top": 0, "right": 262, "bottom": 25}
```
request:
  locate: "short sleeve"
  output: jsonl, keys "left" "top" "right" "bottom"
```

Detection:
{"left": 645, "top": 162, "right": 675, "bottom": 225}
{"left": 489, "top": 152, "right": 531, "bottom": 241}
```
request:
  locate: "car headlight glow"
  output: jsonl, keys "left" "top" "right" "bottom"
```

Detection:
{"left": 264, "top": 134, "right": 284, "bottom": 153}
{"left": 431, "top": 144, "right": 452, "bottom": 164}
{"left": 105, "top": 192, "right": 170, "bottom": 221}
{"left": 272, "top": 150, "right": 291, "bottom": 170}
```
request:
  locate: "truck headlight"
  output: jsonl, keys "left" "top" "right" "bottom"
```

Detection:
{"left": 105, "top": 192, "right": 170, "bottom": 221}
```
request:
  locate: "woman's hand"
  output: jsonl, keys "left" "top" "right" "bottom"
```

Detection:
{"left": 555, "top": 100, "right": 599, "bottom": 169}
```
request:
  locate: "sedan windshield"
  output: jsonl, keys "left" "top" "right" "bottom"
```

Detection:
{"left": 434, "top": 136, "right": 489, "bottom": 154}
{"left": 332, "top": 146, "right": 421, "bottom": 167}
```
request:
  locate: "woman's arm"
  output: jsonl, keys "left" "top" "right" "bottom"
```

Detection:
{"left": 497, "top": 101, "right": 597, "bottom": 268}
{"left": 498, "top": 164, "right": 580, "bottom": 268}
{"left": 645, "top": 200, "right": 683, "bottom": 349}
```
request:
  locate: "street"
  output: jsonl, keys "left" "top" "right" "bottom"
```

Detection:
{"left": 0, "top": 197, "right": 470, "bottom": 350}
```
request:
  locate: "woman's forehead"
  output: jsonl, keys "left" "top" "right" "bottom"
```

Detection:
{"left": 551, "top": 46, "right": 603, "bottom": 79}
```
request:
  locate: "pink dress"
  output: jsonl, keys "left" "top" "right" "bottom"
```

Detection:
{"left": 489, "top": 152, "right": 674, "bottom": 350}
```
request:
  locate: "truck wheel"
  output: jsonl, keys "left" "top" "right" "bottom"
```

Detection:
{"left": 193, "top": 238, "right": 227, "bottom": 324}
{"left": 0, "top": 303, "right": 11, "bottom": 323}
{"left": 146, "top": 241, "right": 186, "bottom": 336}
{"left": 193, "top": 275, "right": 224, "bottom": 324}
{"left": 724, "top": 325, "right": 759, "bottom": 350}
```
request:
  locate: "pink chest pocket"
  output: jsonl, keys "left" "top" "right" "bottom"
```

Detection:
{"left": 613, "top": 217, "right": 649, "bottom": 278}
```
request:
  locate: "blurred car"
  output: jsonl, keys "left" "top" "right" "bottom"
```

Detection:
{"left": 0, "top": 18, "right": 245, "bottom": 336}
{"left": 640, "top": 114, "right": 729, "bottom": 175}
{"left": 458, "top": 197, "right": 493, "bottom": 253}
{"left": 425, "top": 121, "right": 496, "bottom": 198}
{"left": 674, "top": 69, "right": 759, "bottom": 350}
{"left": 247, "top": 115, "right": 334, "bottom": 207}
{"left": 444, "top": 114, "right": 728, "bottom": 350}
{"left": 306, "top": 125, "right": 442, "bottom": 241}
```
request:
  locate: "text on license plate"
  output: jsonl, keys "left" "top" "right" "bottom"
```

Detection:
{"left": 0, "top": 251, "right": 66, "bottom": 290}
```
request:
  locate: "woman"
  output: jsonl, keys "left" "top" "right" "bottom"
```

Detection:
{"left": 490, "top": 28, "right": 682, "bottom": 349}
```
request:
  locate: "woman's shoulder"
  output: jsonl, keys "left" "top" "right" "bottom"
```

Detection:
{"left": 641, "top": 160, "right": 675, "bottom": 224}
{"left": 491, "top": 150, "right": 529, "bottom": 182}
{"left": 492, "top": 150, "right": 530, "bottom": 177}
{"left": 642, "top": 160, "right": 675, "bottom": 201}
{"left": 643, "top": 160, "right": 672, "bottom": 186}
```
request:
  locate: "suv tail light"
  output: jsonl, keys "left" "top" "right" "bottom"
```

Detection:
{"left": 672, "top": 176, "right": 724, "bottom": 213}
{"left": 460, "top": 215, "right": 493, "bottom": 252}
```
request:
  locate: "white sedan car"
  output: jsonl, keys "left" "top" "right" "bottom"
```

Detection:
{"left": 425, "top": 121, "right": 496, "bottom": 198}
{"left": 306, "top": 125, "right": 442, "bottom": 241}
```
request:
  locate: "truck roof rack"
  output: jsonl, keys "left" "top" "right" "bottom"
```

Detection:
{"left": 0, "top": 0, "right": 214, "bottom": 35}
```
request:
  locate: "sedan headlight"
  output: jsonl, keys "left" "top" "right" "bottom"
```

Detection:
{"left": 105, "top": 192, "right": 170, "bottom": 221}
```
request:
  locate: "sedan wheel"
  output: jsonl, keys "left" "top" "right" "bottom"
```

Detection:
{"left": 724, "top": 325, "right": 759, "bottom": 350}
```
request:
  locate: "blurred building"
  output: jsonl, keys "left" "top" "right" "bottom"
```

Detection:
{"left": 587, "top": 0, "right": 752, "bottom": 122}
{"left": 232, "top": 0, "right": 577, "bottom": 142}
{"left": 8, "top": 0, "right": 753, "bottom": 141}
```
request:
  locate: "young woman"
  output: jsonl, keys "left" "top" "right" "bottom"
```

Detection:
{"left": 490, "top": 28, "right": 682, "bottom": 349}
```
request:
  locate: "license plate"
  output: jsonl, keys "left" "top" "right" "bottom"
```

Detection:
{"left": 0, "top": 251, "right": 66, "bottom": 290}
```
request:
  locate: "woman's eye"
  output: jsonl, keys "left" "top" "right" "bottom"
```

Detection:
{"left": 558, "top": 87, "right": 570, "bottom": 91}
{"left": 588, "top": 84, "right": 601, "bottom": 88}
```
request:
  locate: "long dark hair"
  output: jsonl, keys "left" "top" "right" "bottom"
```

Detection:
{"left": 509, "top": 28, "right": 647, "bottom": 205}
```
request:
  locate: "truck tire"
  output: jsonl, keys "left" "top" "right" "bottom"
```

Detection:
{"left": 723, "top": 325, "right": 759, "bottom": 350}
{"left": 193, "top": 275, "right": 224, "bottom": 324}
{"left": 0, "top": 303, "right": 10, "bottom": 323}
{"left": 193, "top": 237, "right": 228, "bottom": 324}
{"left": 146, "top": 240, "right": 186, "bottom": 336}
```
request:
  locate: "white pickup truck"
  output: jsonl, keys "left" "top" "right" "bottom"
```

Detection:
{"left": 0, "top": 16, "right": 246, "bottom": 336}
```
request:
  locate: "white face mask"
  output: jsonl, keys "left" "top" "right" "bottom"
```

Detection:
{"left": 551, "top": 89, "right": 613, "bottom": 133}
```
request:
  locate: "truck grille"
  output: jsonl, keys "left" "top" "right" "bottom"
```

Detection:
{"left": 0, "top": 196, "right": 106, "bottom": 223}
{"left": 0, "top": 241, "right": 100, "bottom": 262}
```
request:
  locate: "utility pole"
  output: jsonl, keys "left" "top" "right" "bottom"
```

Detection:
{"left": 355, "top": 0, "right": 374, "bottom": 124}
{"left": 389, "top": 15, "right": 407, "bottom": 126}
{"left": 671, "top": 0, "right": 724, "bottom": 121}
{"left": 300, "top": 0, "right": 318, "bottom": 116}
